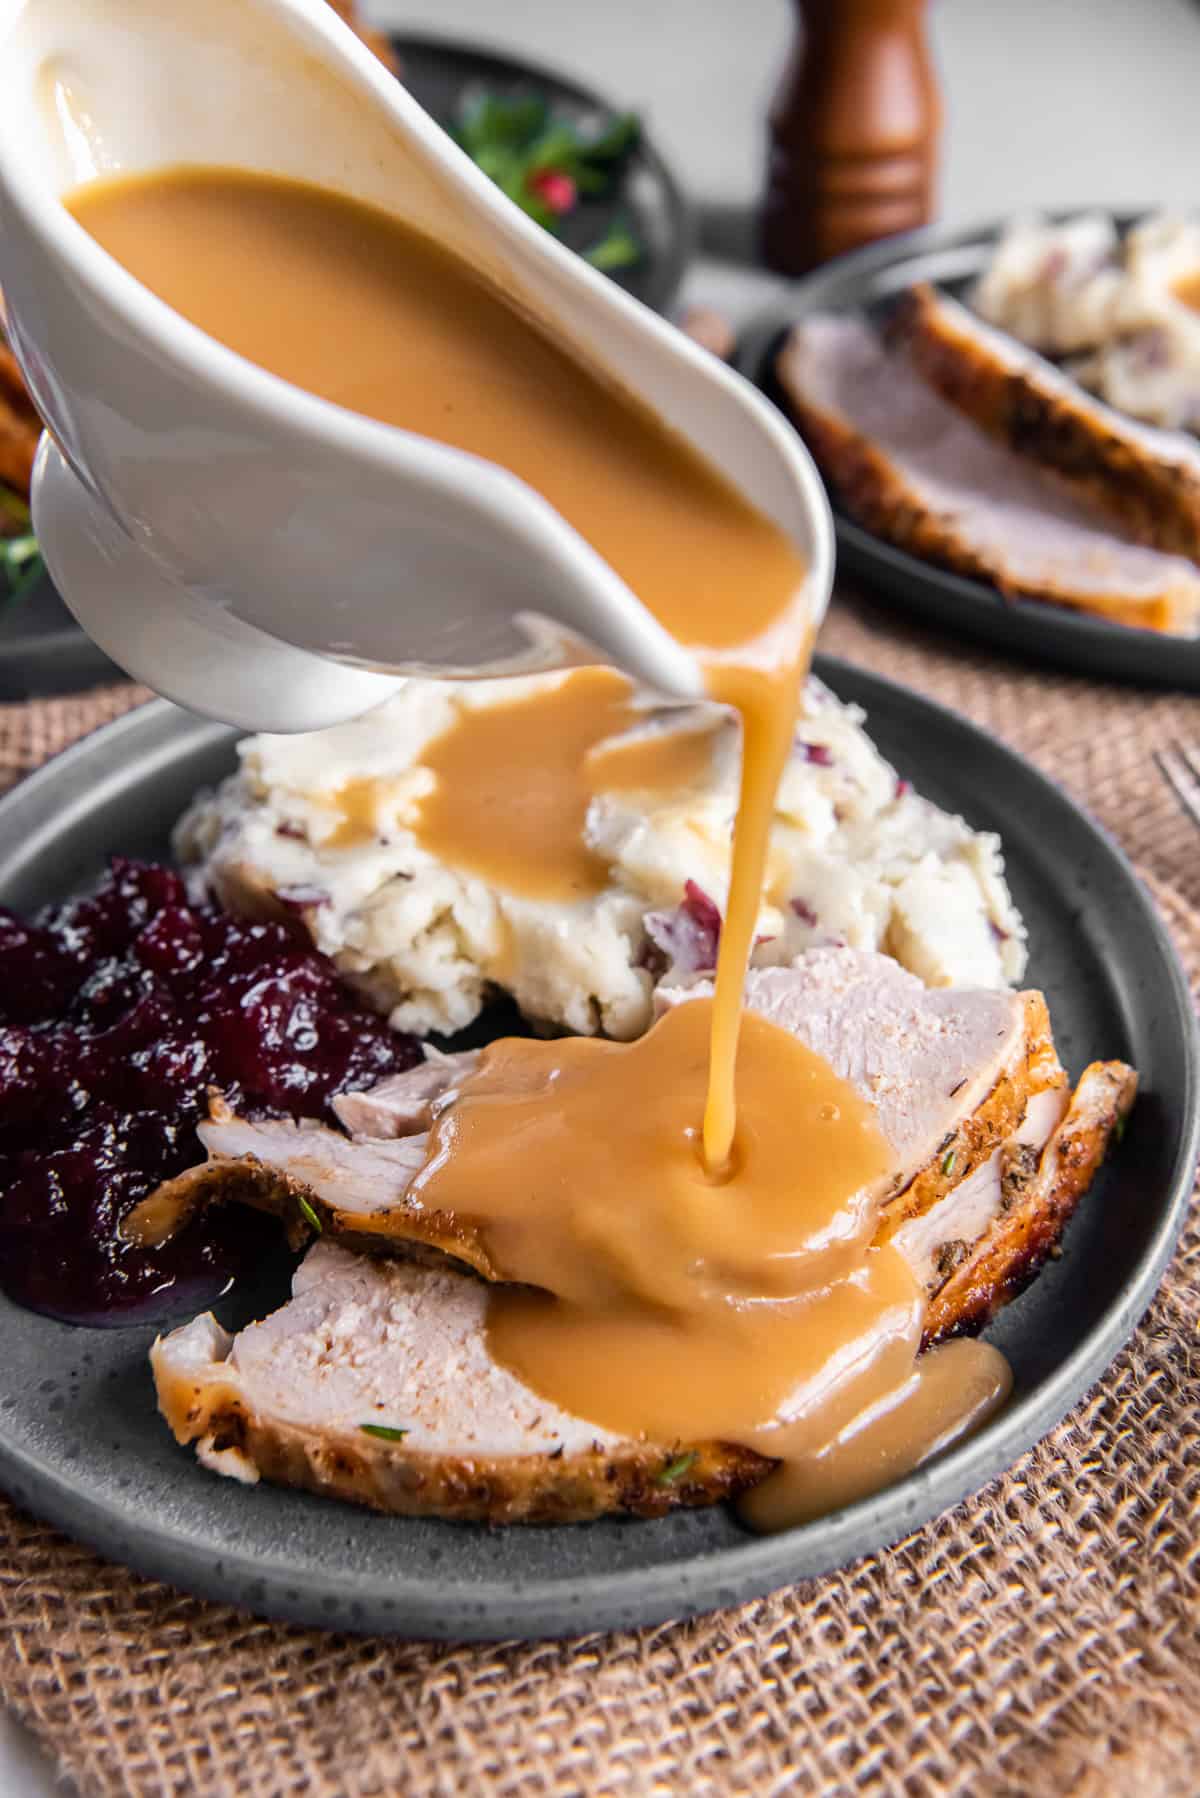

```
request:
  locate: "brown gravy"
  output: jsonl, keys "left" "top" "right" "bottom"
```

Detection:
{"left": 68, "top": 165, "right": 1007, "bottom": 1526}
{"left": 411, "top": 668, "right": 718, "bottom": 903}
{"left": 67, "top": 168, "right": 802, "bottom": 655}
{"left": 1172, "top": 268, "right": 1200, "bottom": 313}
{"left": 319, "top": 668, "right": 721, "bottom": 895}
{"left": 413, "top": 996, "right": 1009, "bottom": 1524}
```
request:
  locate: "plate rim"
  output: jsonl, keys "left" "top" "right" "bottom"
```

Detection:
{"left": 733, "top": 211, "right": 1200, "bottom": 685}
{"left": 0, "top": 664, "right": 1194, "bottom": 1640}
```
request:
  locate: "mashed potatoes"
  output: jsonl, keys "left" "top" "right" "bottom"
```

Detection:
{"left": 973, "top": 212, "right": 1200, "bottom": 431}
{"left": 176, "top": 673, "right": 1026, "bottom": 1041}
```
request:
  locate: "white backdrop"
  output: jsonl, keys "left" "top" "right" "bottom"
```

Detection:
{"left": 372, "top": 0, "right": 1200, "bottom": 221}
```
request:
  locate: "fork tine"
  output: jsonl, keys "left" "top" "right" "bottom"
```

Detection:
{"left": 1156, "top": 747, "right": 1200, "bottom": 830}
{"left": 1180, "top": 739, "right": 1200, "bottom": 787}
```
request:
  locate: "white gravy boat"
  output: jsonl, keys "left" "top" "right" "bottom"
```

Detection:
{"left": 0, "top": 0, "right": 834, "bottom": 732}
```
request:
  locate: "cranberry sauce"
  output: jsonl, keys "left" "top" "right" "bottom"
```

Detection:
{"left": 0, "top": 859, "right": 420, "bottom": 1326}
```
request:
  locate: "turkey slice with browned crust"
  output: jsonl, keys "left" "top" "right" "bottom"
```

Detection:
{"left": 150, "top": 1052, "right": 1133, "bottom": 1524}
{"left": 656, "top": 957, "right": 1064, "bottom": 1242}
{"left": 148, "top": 946, "right": 1134, "bottom": 1523}
{"left": 921, "top": 1059, "right": 1137, "bottom": 1342}
{"left": 152, "top": 1240, "right": 769, "bottom": 1524}
{"left": 888, "top": 283, "right": 1200, "bottom": 560}
{"left": 776, "top": 314, "right": 1200, "bottom": 634}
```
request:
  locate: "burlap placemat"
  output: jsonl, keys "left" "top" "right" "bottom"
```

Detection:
{"left": 0, "top": 595, "right": 1197, "bottom": 1798}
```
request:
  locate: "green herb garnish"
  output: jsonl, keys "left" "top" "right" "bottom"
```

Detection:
{"left": 360, "top": 1423, "right": 409, "bottom": 1442}
{"left": 582, "top": 218, "right": 642, "bottom": 273}
{"left": 1114, "top": 1111, "right": 1128, "bottom": 1145}
{"left": 575, "top": 111, "right": 640, "bottom": 166}
{"left": 656, "top": 1450, "right": 698, "bottom": 1487}
{"left": 450, "top": 87, "right": 643, "bottom": 268}
{"left": 0, "top": 487, "right": 44, "bottom": 606}
{"left": 940, "top": 1147, "right": 957, "bottom": 1176}
{"left": 295, "top": 1193, "right": 323, "bottom": 1234}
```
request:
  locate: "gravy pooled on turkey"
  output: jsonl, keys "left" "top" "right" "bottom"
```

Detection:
{"left": 151, "top": 951, "right": 1135, "bottom": 1524}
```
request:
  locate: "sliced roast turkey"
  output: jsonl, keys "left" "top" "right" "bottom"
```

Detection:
{"left": 331, "top": 1047, "right": 480, "bottom": 1138}
{"left": 888, "top": 283, "right": 1200, "bottom": 561}
{"left": 151, "top": 1043, "right": 1135, "bottom": 1525}
{"left": 128, "top": 949, "right": 1060, "bottom": 1288}
{"left": 776, "top": 314, "right": 1200, "bottom": 634}
{"left": 655, "top": 951, "right": 1063, "bottom": 1238}
{"left": 151, "top": 1240, "right": 768, "bottom": 1524}
{"left": 920, "top": 1058, "right": 1136, "bottom": 1341}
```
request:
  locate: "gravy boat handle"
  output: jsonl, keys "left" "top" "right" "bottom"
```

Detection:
{"left": 0, "top": 0, "right": 834, "bottom": 731}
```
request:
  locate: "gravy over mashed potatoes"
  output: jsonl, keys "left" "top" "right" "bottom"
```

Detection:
{"left": 176, "top": 672, "right": 1026, "bottom": 1041}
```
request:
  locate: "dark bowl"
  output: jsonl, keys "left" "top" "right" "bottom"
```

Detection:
{"left": 391, "top": 31, "right": 695, "bottom": 317}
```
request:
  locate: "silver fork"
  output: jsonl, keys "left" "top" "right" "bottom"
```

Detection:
{"left": 1156, "top": 740, "right": 1200, "bottom": 830}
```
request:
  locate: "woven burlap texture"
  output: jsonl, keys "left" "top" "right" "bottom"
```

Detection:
{"left": 0, "top": 595, "right": 1197, "bottom": 1798}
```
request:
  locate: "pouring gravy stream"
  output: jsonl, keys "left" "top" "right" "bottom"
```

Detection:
{"left": 72, "top": 166, "right": 1009, "bottom": 1525}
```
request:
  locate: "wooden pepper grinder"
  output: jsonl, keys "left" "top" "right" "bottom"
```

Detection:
{"left": 761, "top": 0, "right": 941, "bottom": 275}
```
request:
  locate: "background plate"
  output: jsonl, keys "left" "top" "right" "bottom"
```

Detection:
{"left": 0, "top": 660, "right": 1193, "bottom": 1640}
{"left": 0, "top": 570, "right": 118, "bottom": 700}
{"left": 735, "top": 213, "right": 1200, "bottom": 690}
{"left": 391, "top": 31, "right": 695, "bottom": 317}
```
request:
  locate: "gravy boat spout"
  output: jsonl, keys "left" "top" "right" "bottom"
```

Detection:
{"left": 0, "top": 0, "right": 834, "bottom": 731}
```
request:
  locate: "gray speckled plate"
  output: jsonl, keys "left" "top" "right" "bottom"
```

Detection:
{"left": 0, "top": 657, "right": 1194, "bottom": 1640}
{"left": 735, "top": 214, "right": 1200, "bottom": 690}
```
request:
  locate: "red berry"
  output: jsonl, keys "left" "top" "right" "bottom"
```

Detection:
{"left": 528, "top": 168, "right": 577, "bottom": 214}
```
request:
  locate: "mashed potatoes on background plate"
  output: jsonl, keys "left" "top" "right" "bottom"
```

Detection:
{"left": 175, "top": 673, "right": 1027, "bottom": 1041}
{"left": 972, "top": 211, "right": 1200, "bottom": 431}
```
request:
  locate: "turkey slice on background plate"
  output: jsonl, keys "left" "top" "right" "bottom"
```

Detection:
{"left": 776, "top": 314, "right": 1200, "bottom": 634}
{"left": 888, "top": 282, "right": 1200, "bottom": 560}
